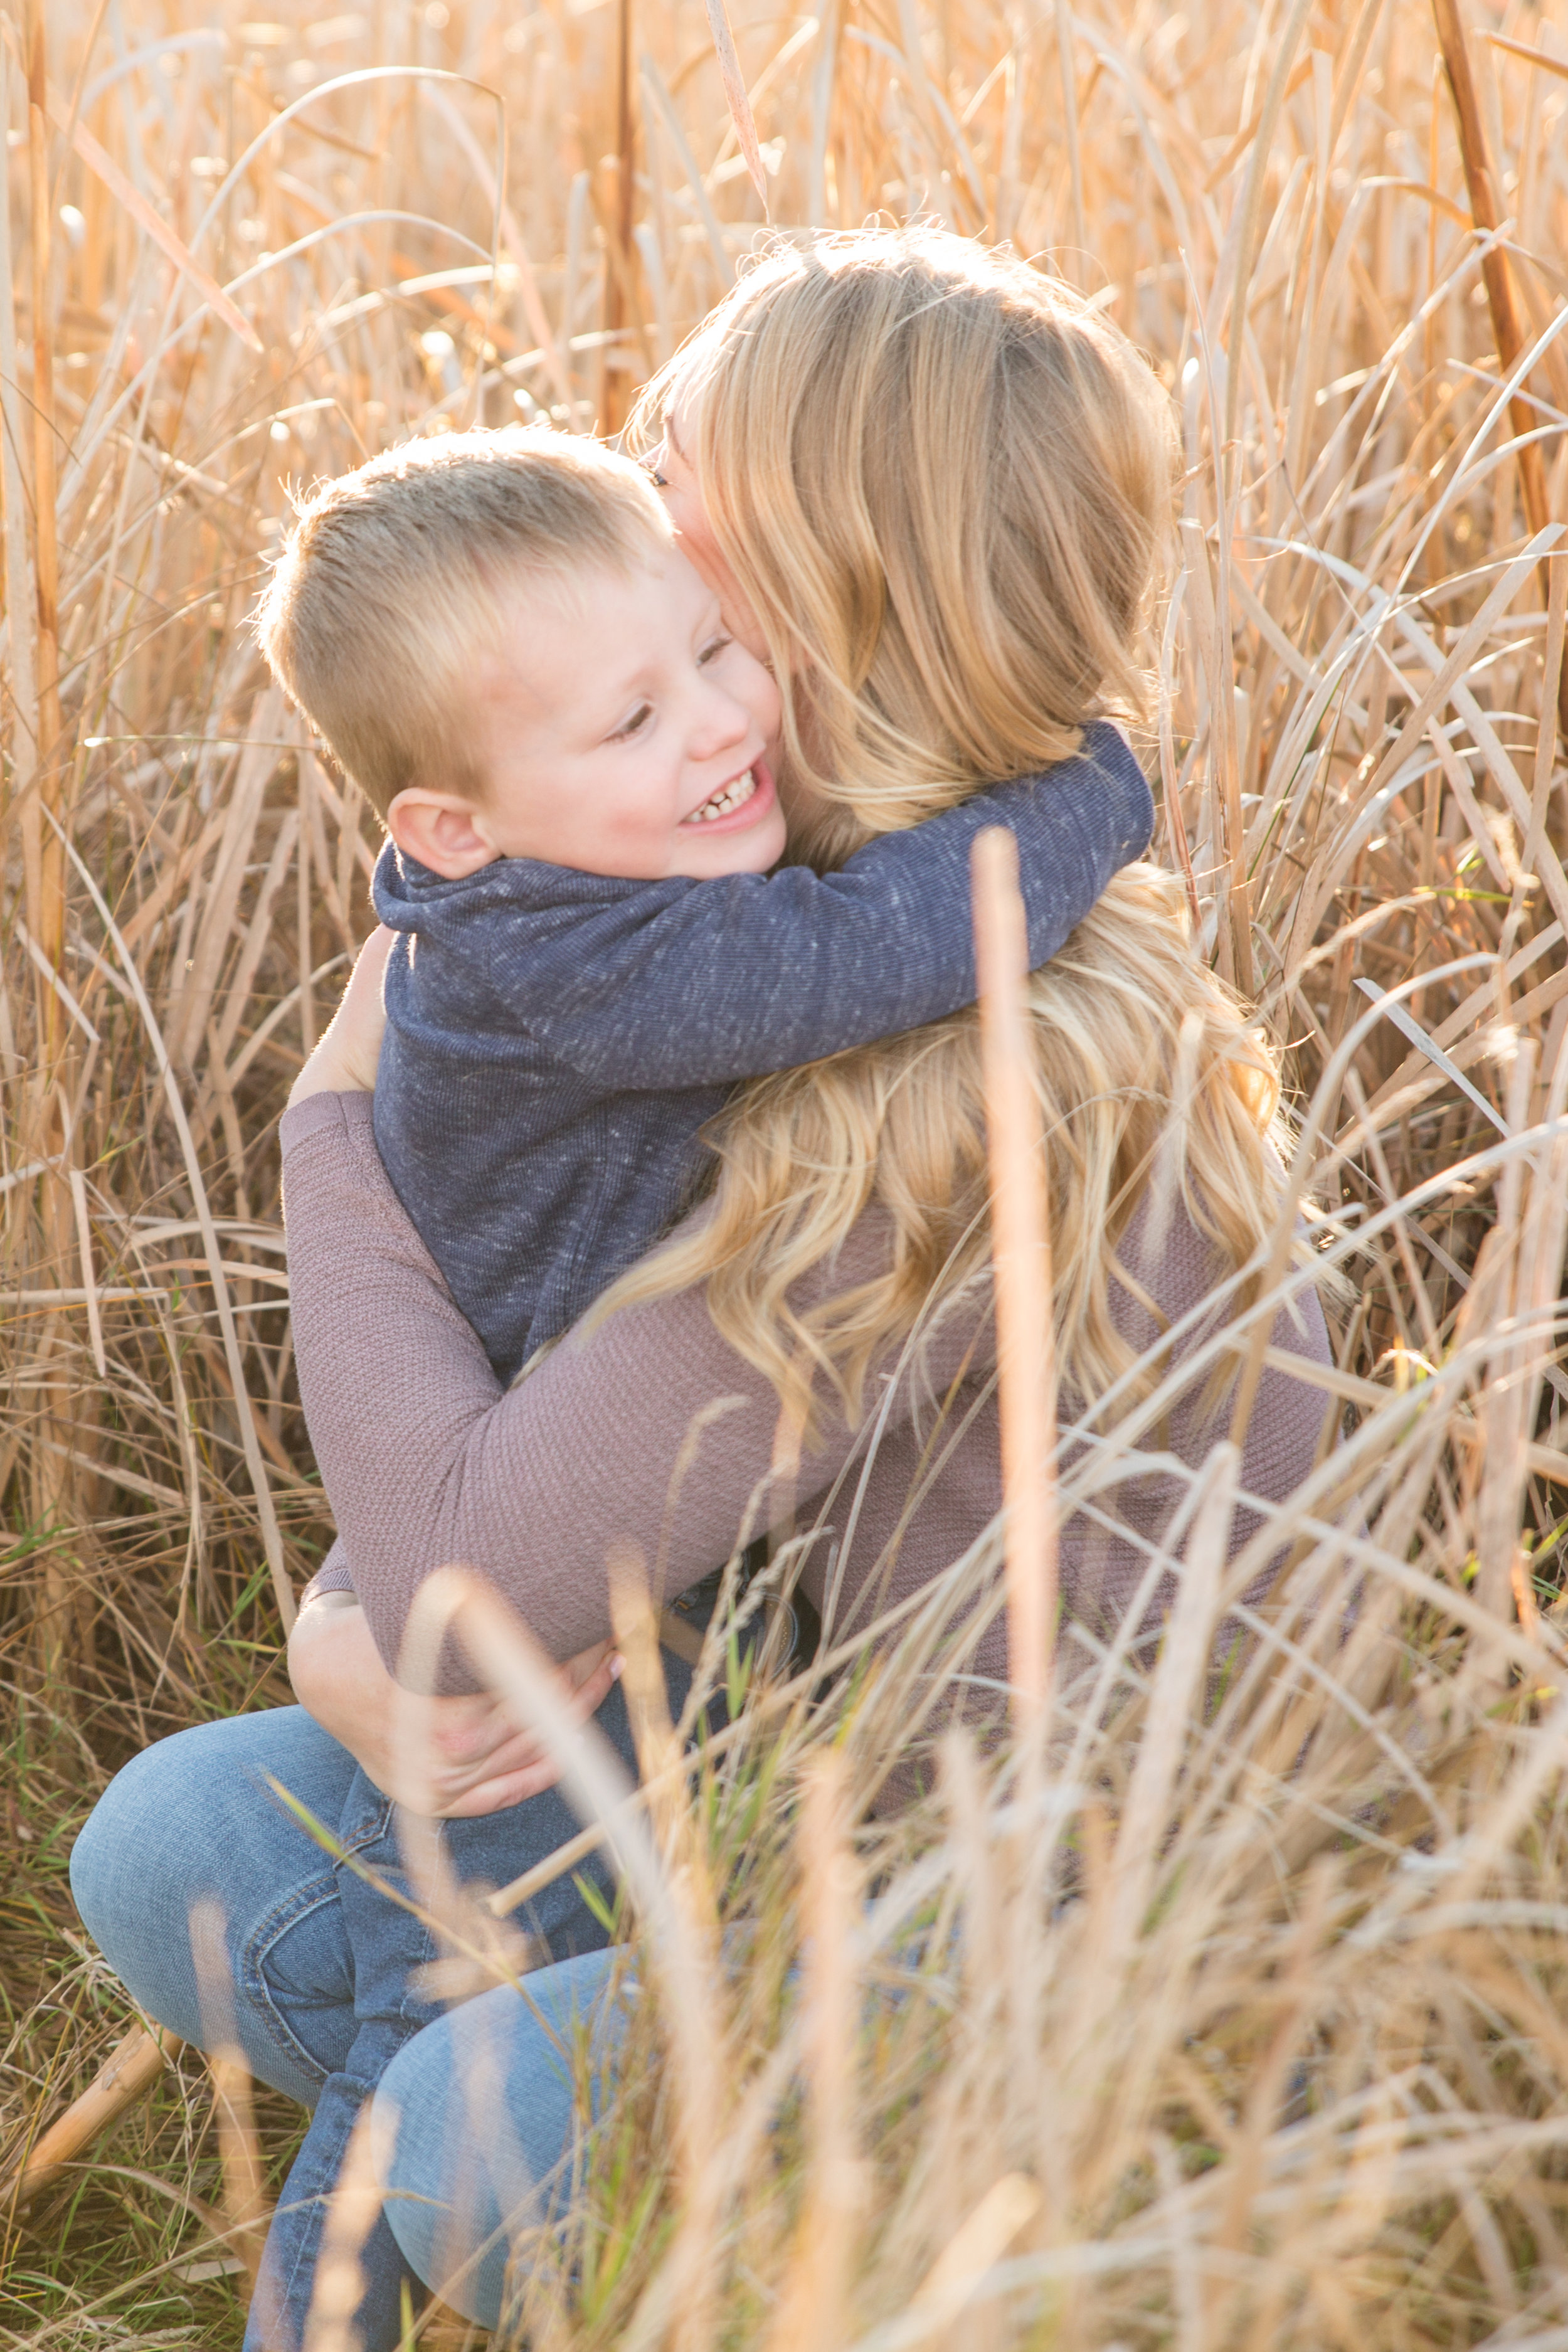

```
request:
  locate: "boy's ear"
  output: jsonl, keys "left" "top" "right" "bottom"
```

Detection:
{"left": 384, "top": 788, "right": 501, "bottom": 880}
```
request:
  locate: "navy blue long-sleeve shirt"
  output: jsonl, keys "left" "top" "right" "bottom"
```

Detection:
{"left": 372, "top": 720, "right": 1153, "bottom": 1382}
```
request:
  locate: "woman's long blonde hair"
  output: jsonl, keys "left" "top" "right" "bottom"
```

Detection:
{"left": 637, "top": 225, "right": 1176, "bottom": 864}
{"left": 600, "top": 230, "right": 1291, "bottom": 1429}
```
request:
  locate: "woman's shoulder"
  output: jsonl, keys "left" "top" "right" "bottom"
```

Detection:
{"left": 1114, "top": 1185, "right": 1330, "bottom": 1367}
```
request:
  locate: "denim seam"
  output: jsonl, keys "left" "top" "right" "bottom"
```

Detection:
{"left": 253, "top": 1757, "right": 395, "bottom": 1859}
{"left": 396, "top": 1913, "right": 440, "bottom": 2028}
{"left": 334, "top": 1790, "right": 397, "bottom": 1855}
{"left": 337, "top": 1790, "right": 440, "bottom": 2029}
{"left": 241, "top": 1872, "right": 356, "bottom": 2091}
{"left": 241, "top": 1777, "right": 401, "bottom": 2088}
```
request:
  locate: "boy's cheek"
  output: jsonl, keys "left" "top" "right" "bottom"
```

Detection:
{"left": 715, "top": 631, "right": 779, "bottom": 719}
{"left": 750, "top": 662, "right": 784, "bottom": 739}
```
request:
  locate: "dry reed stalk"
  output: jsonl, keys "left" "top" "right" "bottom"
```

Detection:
{"left": 704, "top": 0, "right": 770, "bottom": 213}
{"left": 300, "top": 2100, "right": 390, "bottom": 2352}
{"left": 608, "top": 1540, "right": 686, "bottom": 1848}
{"left": 601, "top": 0, "right": 639, "bottom": 438}
{"left": 404, "top": 1569, "right": 729, "bottom": 2352}
{"left": 0, "top": 38, "right": 35, "bottom": 833}
{"left": 479, "top": 1596, "right": 898, "bottom": 1921}
{"left": 18, "top": 0, "right": 84, "bottom": 1667}
{"left": 21, "top": 0, "right": 60, "bottom": 799}
{"left": 6, "top": 2023, "right": 182, "bottom": 2208}
{"left": 764, "top": 1749, "right": 861, "bottom": 2352}
{"left": 1053, "top": 1, "right": 1085, "bottom": 271}
{"left": 207, "top": 2045, "right": 273, "bottom": 2307}
{"left": 50, "top": 802, "right": 296, "bottom": 1626}
{"left": 58, "top": 102, "right": 261, "bottom": 352}
{"left": 1431, "top": 0, "right": 1568, "bottom": 744}
{"left": 971, "top": 827, "right": 1056, "bottom": 1729}
{"left": 905, "top": 2173, "right": 1040, "bottom": 2338}
{"left": 189, "top": 1899, "right": 272, "bottom": 2302}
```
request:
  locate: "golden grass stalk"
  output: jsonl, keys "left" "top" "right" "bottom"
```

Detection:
{"left": 189, "top": 1898, "right": 272, "bottom": 2300}
{"left": 764, "top": 1749, "right": 862, "bottom": 2352}
{"left": 1430, "top": 0, "right": 1568, "bottom": 741}
{"left": 405, "top": 1569, "right": 731, "bottom": 2352}
{"left": 5, "top": 2024, "right": 181, "bottom": 2210}
{"left": 301, "top": 2100, "right": 391, "bottom": 2352}
{"left": 972, "top": 825, "right": 1056, "bottom": 1730}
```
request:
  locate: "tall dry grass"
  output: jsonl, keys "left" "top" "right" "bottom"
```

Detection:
{"left": 3, "top": 0, "right": 1568, "bottom": 2341}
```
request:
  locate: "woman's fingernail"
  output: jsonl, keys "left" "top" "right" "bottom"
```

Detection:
{"left": 609, "top": 1654, "right": 624, "bottom": 1680}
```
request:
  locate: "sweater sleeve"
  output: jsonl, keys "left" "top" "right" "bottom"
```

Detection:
{"left": 297, "top": 1543, "right": 358, "bottom": 1611}
{"left": 281, "top": 1090, "right": 984, "bottom": 1690}
{"left": 519, "top": 728, "right": 1153, "bottom": 1088}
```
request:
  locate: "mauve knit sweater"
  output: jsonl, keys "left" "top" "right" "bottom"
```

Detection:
{"left": 283, "top": 1091, "right": 1333, "bottom": 1695}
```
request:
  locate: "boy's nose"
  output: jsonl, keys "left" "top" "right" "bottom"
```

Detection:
{"left": 689, "top": 684, "right": 755, "bottom": 761}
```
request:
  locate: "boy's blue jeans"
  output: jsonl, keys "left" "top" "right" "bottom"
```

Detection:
{"left": 69, "top": 1628, "right": 705, "bottom": 2351}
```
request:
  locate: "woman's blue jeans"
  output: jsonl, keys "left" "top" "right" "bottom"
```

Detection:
{"left": 376, "top": 1956, "right": 630, "bottom": 2328}
{"left": 68, "top": 1652, "right": 689, "bottom": 2350}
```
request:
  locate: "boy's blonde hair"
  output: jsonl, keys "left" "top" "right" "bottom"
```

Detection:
{"left": 255, "top": 426, "right": 670, "bottom": 815}
{"left": 600, "top": 231, "right": 1300, "bottom": 1431}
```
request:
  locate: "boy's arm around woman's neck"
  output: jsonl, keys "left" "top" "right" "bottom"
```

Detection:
{"left": 378, "top": 723, "right": 1155, "bottom": 1093}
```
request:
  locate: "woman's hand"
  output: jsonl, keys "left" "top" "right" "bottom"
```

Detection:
{"left": 289, "top": 924, "right": 394, "bottom": 1109}
{"left": 287, "top": 1593, "right": 622, "bottom": 1818}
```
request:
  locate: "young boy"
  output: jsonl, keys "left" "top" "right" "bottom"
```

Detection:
{"left": 253, "top": 423, "right": 1152, "bottom": 2344}
{"left": 259, "top": 425, "right": 1155, "bottom": 1388}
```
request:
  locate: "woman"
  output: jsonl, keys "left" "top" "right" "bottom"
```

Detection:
{"left": 70, "top": 228, "right": 1330, "bottom": 2346}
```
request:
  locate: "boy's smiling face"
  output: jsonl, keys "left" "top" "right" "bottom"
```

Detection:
{"left": 386, "top": 543, "right": 785, "bottom": 884}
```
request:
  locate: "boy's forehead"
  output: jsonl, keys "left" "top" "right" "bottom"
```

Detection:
{"left": 480, "top": 549, "right": 707, "bottom": 710}
{"left": 502, "top": 543, "right": 705, "bottom": 637}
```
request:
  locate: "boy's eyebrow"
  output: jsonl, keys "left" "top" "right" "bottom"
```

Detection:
{"left": 581, "top": 647, "right": 662, "bottom": 731}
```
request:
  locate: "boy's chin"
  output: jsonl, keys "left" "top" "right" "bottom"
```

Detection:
{"left": 670, "top": 808, "right": 788, "bottom": 879}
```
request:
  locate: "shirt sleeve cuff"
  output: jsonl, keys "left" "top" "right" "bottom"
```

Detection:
{"left": 280, "top": 1089, "right": 377, "bottom": 1157}
{"left": 297, "top": 1548, "right": 358, "bottom": 1611}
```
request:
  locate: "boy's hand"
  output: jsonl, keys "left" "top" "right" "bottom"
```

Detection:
{"left": 287, "top": 1592, "right": 622, "bottom": 1816}
{"left": 289, "top": 924, "right": 394, "bottom": 1108}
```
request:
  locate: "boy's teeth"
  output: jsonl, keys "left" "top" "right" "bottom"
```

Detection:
{"left": 686, "top": 767, "right": 757, "bottom": 823}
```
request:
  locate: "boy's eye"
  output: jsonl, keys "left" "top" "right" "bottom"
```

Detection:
{"left": 697, "top": 633, "right": 732, "bottom": 667}
{"left": 609, "top": 702, "right": 653, "bottom": 742}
